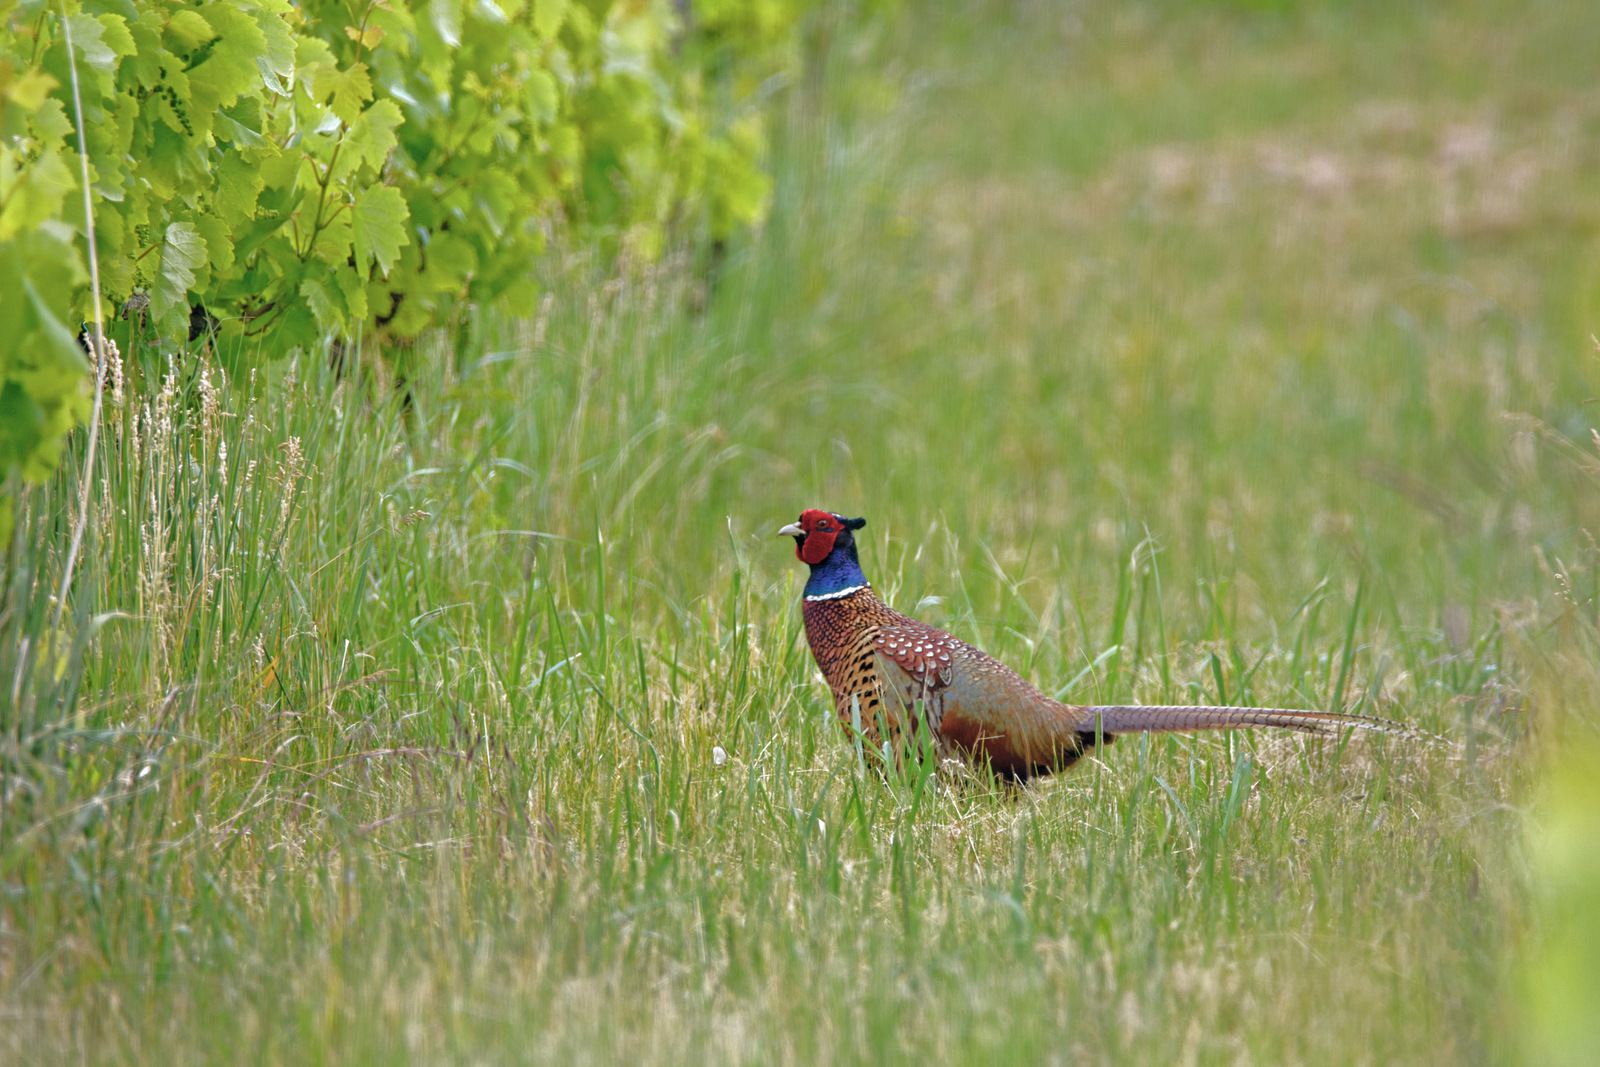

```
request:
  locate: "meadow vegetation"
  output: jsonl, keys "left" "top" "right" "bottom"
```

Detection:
{"left": 7, "top": 0, "right": 1600, "bottom": 1061}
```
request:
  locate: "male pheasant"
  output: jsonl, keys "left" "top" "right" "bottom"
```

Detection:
{"left": 779, "top": 508, "right": 1406, "bottom": 780}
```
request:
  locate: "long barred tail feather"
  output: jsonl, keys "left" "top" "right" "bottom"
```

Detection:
{"left": 1081, "top": 704, "right": 1426, "bottom": 740}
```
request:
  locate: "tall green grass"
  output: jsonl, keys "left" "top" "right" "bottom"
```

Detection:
{"left": 6, "top": 0, "right": 1597, "bottom": 1060}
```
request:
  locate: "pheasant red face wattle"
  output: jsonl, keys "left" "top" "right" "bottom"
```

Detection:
{"left": 780, "top": 508, "right": 846, "bottom": 564}
{"left": 799, "top": 534, "right": 835, "bottom": 564}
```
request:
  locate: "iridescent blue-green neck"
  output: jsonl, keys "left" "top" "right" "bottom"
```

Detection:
{"left": 804, "top": 542, "right": 868, "bottom": 601}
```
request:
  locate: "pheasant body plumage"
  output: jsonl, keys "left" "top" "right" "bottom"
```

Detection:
{"left": 779, "top": 508, "right": 1409, "bottom": 780}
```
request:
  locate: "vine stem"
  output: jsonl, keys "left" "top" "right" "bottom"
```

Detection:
{"left": 53, "top": 2, "right": 110, "bottom": 629}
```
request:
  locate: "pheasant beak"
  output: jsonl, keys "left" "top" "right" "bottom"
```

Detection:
{"left": 776, "top": 522, "right": 804, "bottom": 538}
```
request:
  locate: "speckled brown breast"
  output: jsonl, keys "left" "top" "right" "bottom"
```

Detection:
{"left": 800, "top": 587, "right": 908, "bottom": 739}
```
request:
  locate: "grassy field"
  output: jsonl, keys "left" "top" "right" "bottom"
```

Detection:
{"left": 7, "top": 0, "right": 1600, "bottom": 1061}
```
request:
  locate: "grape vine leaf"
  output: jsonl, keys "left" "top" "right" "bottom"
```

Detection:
{"left": 6, "top": 69, "right": 58, "bottom": 110}
{"left": 151, "top": 222, "right": 207, "bottom": 327}
{"left": 22, "top": 276, "right": 91, "bottom": 385}
{"left": 299, "top": 276, "right": 339, "bottom": 331}
{"left": 252, "top": 10, "right": 298, "bottom": 93}
{"left": 164, "top": 10, "right": 217, "bottom": 51}
{"left": 215, "top": 150, "right": 264, "bottom": 225}
{"left": 91, "top": 14, "right": 137, "bottom": 63}
{"left": 325, "top": 62, "right": 373, "bottom": 124}
{"left": 340, "top": 99, "right": 402, "bottom": 176}
{"left": 430, "top": 0, "right": 463, "bottom": 47}
{"left": 66, "top": 14, "right": 117, "bottom": 72}
{"left": 533, "top": 0, "right": 567, "bottom": 39}
{"left": 192, "top": 5, "right": 269, "bottom": 107}
{"left": 333, "top": 264, "right": 368, "bottom": 321}
{"left": 350, "top": 185, "right": 409, "bottom": 276}
{"left": 344, "top": 24, "right": 387, "bottom": 50}
{"left": 194, "top": 214, "right": 235, "bottom": 275}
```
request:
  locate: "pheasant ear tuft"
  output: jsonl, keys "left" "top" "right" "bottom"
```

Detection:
{"left": 846, "top": 517, "right": 867, "bottom": 531}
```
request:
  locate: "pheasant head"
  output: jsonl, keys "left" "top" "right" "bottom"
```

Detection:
{"left": 777, "top": 509, "right": 869, "bottom": 600}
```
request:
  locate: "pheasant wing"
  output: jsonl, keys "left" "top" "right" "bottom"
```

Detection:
{"left": 873, "top": 623, "right": 1096, "bottom": 775}
{"left": 869, "top": 624, "right": 956, "bottom": 742}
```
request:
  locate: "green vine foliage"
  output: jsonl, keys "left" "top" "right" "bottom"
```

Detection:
{"left": 0, "top": 0, "right": 832, "bottom": 506}
{"left": 0, "top": 12, "right": 91, "bottom": 526}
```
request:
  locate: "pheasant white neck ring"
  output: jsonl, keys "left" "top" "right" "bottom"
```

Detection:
{"left": 804, "top": 583, "right": 868, "bottom": 602}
